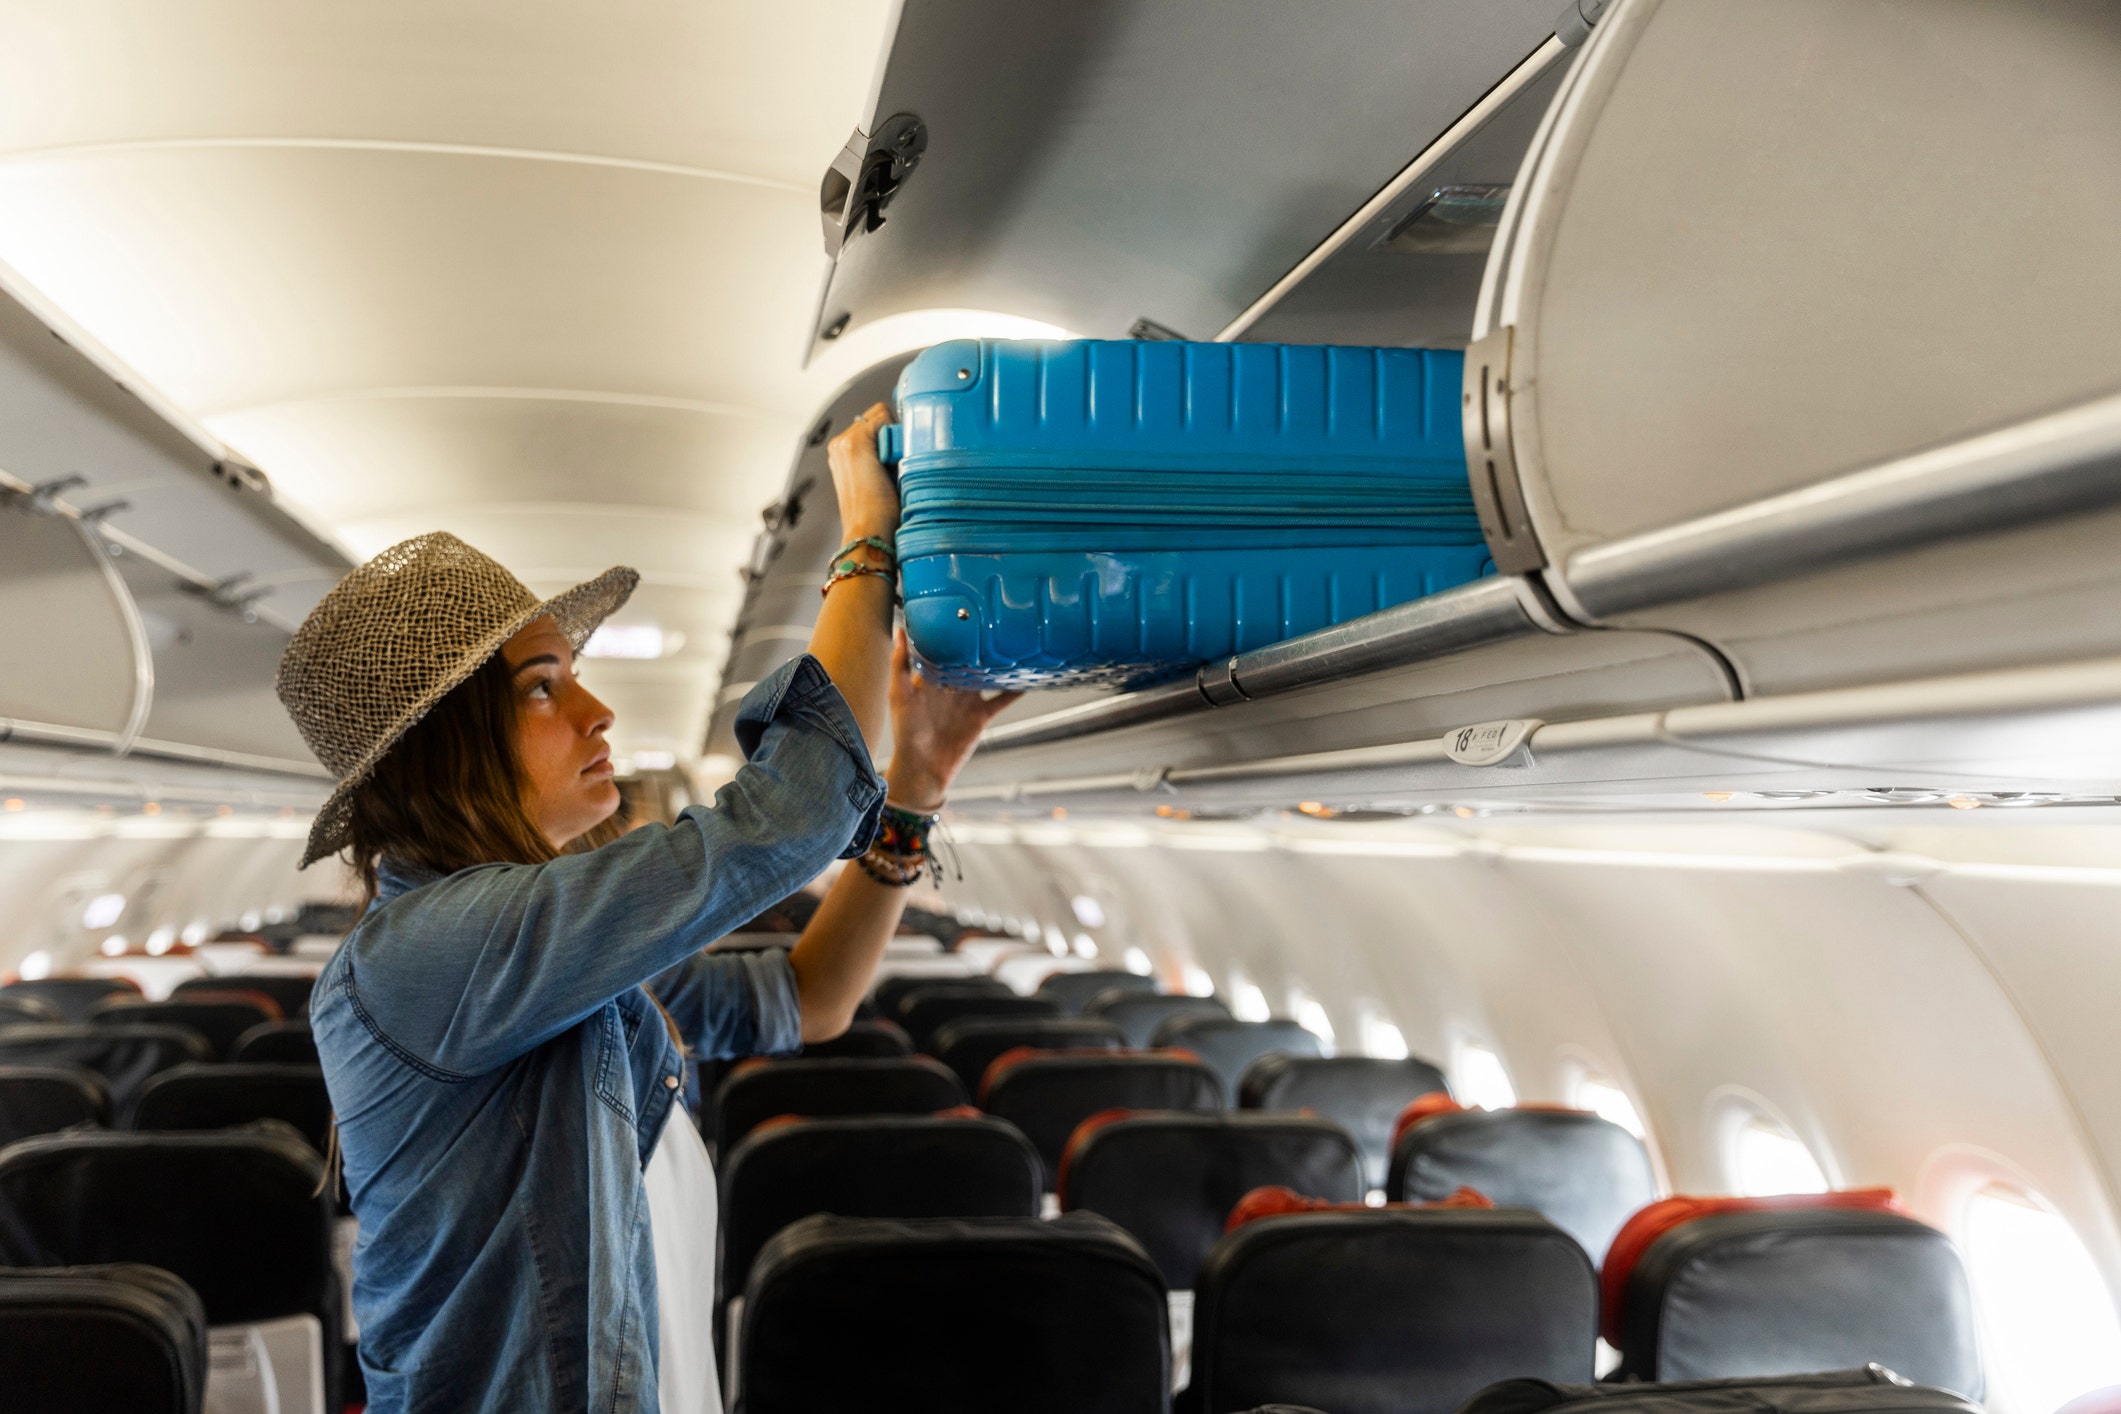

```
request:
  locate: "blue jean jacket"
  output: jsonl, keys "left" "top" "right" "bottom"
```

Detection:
{"left": 309, "top": 656, "right": 885, "bottom": 1414}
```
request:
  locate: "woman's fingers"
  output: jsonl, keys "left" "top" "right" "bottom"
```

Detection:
{"left": 979, "top": 690, "right": 1025, "bottom": 724}
{"left": 826, "top": 403, "right": 901, "bottom": 541}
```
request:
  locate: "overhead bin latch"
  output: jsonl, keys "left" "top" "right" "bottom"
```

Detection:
{"left": 1555, "top": 0, "right": 1612, "bottom": 48}
{"left": 1463, "top": 324, "right": 1549, "bottom": 574}
{"left": 1444, "top": 718, "right": 1541, "bottom": 769}
{"left": 819, "top": 112, "right": 929, "bottom": 259}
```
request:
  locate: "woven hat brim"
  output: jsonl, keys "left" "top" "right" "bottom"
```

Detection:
{"left": 299, "top": 565, "right": 641, "bottom": 869}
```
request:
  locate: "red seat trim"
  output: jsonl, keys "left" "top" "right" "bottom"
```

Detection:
{"left": 1054, "top": 1108, "right": 1139, "bottom": 1207}
{"left": 1388, "top": 1091, "right": 1462, "bottom": 1148}
{"left": 1224, "top": 1183, "right": 1493, "bottom": 1232}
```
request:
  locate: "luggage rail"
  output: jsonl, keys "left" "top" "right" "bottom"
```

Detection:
{"left": 979, "top": 386, "right": 2121, "bottom": 753}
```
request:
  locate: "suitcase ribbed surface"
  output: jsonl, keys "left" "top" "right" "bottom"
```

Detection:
{"left": 890, "top": 339, "right": 1491, "bottom": 687}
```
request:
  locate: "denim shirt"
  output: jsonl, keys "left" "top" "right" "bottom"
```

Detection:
{"left": 309, "top": 655, "right": 885, "bottom": 1414}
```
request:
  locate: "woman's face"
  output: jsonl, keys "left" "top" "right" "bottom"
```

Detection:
{"left": 502, "top": 616, "right": 620, "bottom": 848}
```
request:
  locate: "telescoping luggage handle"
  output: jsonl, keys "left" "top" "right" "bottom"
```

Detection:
{"left": 875, "top": 423, "right": 904, "bottom": 468}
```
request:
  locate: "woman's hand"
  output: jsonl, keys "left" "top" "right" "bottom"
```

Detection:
{"left": 884, "top": 628, "right": 1021, "bottom": 809}
{"left": 826, "top": 403, "right": 900, "bottom": 543}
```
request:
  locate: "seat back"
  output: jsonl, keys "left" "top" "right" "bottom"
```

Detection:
{"left": 1150, "top": 1017, "right": 1321, "bottom": 1099}
{"left": 0, "top": 1127, "right": 340, "bottom": 1403}
{"left": 981, "top": 1051, "right": 1222, "bottom": 1184}
{"left": 233, "top": 1020, "right": 319, "bottom": 1066}
{"left": 127, "top": 1064, "right": 334, "bottom": 1153}
{"left": 720, "top": 1113, "right": 1042, "bottom": 1295}
{"left": 931, "top": 1016, "right": 1125, "bottom": 1093}
{"left": 736, "top": 1212, "right": 1168, "bottom": 1414}
{"left": 874, "top": 972, "right": 1008, "bottom": 1020}
{"left": 713, "top": 1056, "right": 965, "bottom": 1153}
{"left": 0, "top": 1025, "right": 210, "bottom": 1106}
{"left": 1036, "top": 969, "right": 1160, "bottom": 1015}
{"left": 1059, "top": 1111, "right": 1363, "bottom": 1289}
{"left": 898, "top": 989, "right": 1061, "bottom": 1052}
{"left": 0, "top": 1064, "right": 111, "bottom": 1147}
{"left": 1241, "top": 1054, "right": 1450, "bottom": 1189}
{"left": 1192, "top": 1207, "right": 1597, "bottom": 1414}
{"left": 799, "top": 1019, "right": 912, "bottom": 1059}
{"left": 0, "top": 1263, "right": 207, "bottom": 1414}
{"left": 173, "top": 974, "right": 317, "bottom": 1019}
{"left": 1388, "top": 1104, "right": 1656, "bottom": 1261}
{"left": 1089, "top": 991, "right": 1231, "bottom": 1047}
{"left": 3, "top": 977, "right": 140, "bottom": 1021}
{"left": 1608, "top": 1193, "right": 1981, "bottom": 1394}
{"left": 0, "top": 993, "right": 60, "bottom": 1026}
{"left": 90, "top": 996, "right": 279, "bottom": 1061}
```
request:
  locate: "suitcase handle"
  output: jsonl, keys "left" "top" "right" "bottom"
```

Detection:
{"left": 875, "top": 423, "right": 903, "bottom": 466}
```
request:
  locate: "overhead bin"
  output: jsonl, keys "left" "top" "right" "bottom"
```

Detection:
{"left": 0, "top": 509, "right": 147, "bottom": 744}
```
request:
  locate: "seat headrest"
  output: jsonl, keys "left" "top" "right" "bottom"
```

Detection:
{"left": 797, "top": 1018, "right": 911, "bottom": 1059}
{"left": 126, "top": 1063, "right": 333, "bottom": 1153}
{"left": 0, "top": 1263, "right": 207, "bottom": 1414}
{"left": 1239, "top": 1054, "right": 1452, "bottom": 1190}
{"left": 1034, "top": 968, "right": 1161, "bottom": 1014}
{"left": 0, "top": 1064, "right": 112, "bottom": 1145}
{"left": 88, "top": 999, "right": 278, "bottom": 1061}
{"left": 1, "top": 977, "right": 141, "bottom": 1022}
{"left": 1455, "top": 1368, "right": 1985, "bottom": 1414}
{"left": 1085, "top": 991, "right": 1231, "bottom": 1047}
{"left": 1606, "top": 1191, "right": 1981, "bottom": 1397}
{"left": 897, "top": 992, "right": 1060, "bottom": 1051}
{"left": 174, "top": 972, "right": 318, "bottom": 1018}
{"left": 1224, "top": 1183, "right": 1492, "bottom": 1231}
{"left": 1389, "top": 1104, "right": 1657, "bottom": 1261}
{"left": 930, "top": 1016, "right": 1124, "bottom": 1093}
{"left": 978, "top": 1051, "right": 1222, "bottom": 1186}
{"left": 738, "top": 1212, "right": 1168, "bottom": 1413}
{"left": 1192, "top": 1206, "right": 1598, "bottom": 1414}
{"left": 0, "top": 1025, "right": 211, "bottom": 1105}
{"left": 873, "top": 974, "right": 1008, "bottom": 1020}
{"left": 231, "top": 1019, "right": 317, "bottom": 1066}
{"left": 1056, "top": 1111, "right": 1364, "bottom": 1288}
{"left": 1390, "top": 1091, "right": 1464, "bottom": 1146}
{"left": 1148, "top": 1017, "right": 1323, "bottom": 1097}
{"left": 719, "top": 1113, "right": 1042, "bottom": 1296}
{"left": 712, "top": 1056, "right": 966, "bottom": 1153}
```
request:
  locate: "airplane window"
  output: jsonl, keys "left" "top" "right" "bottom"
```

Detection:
{"left": 81, "top": 892, "right": 127, "bottom": 929}
{"left": 17, "top": 949, "right": 52, "bottom": 980}
{"left": 1730, "top": 1117, "right": 1829, "bottom": 1196}
{"left": 1359, "top": 1012, "right": 1409, "bottom": 1060}
{"left": 1122, "top": 948, "right": 1153, "bottom": 976}
{"left": 1963, "top": 1185, "right": 2121, "bottom": 1414}
{"left": 1453, "top": 1042, "right": 1518, "bottom": 1110}
{"left": 1181, "top": 964, "right": 1216, "bottom": 998}
{"left": 1288, "top": 987, "right": 1337, "bottom": 1052}
{"left": 1572, "top": 1073, "right": 1648, "bottom": 1140}
{"left": 1069, "top": 895, "right": 1106, "bottom": 928}
{"left": 1226, "top": 970, "right": 1271, "bottom": 1021}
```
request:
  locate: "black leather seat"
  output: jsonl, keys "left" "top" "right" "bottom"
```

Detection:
{"left": 713, "top": 1056, "right": 965, "bottom": 1153}
{"left": 1457, "top": 1369, "right": 1982, "bottom": 1414}
{"left": 797, "top": 1018, "right": 911, "bottom": 1058}
{"left": 982, "top": 1051, "right": 1223, "bottom": 1186}
{"left": 874, "top": 972, "right": 1007, "bottom": 1020}
{"left": 1240, "top": 1054, "right": 1450, "bottom": 1189}
{"left": 1060, "top": 1111, "right": 1363, "bottom": 1289}
{"left": 1090, "top": 992, "right": 1232, "bottom": 1048}
{"left": 2, "top": 978, "right": 140, "bottom": 1022}
{"left": 89, "top": 996, "right": 279, "bottom": 1062}
{"left": 0, "top": 1264, "right": 207, "bottom": 1414}
{"left": 0, "top": 994, "right": 60, "bottom": 1026}
{"left": 232, "top": 1019, "right": 319, "bottom": 1066}
{"left": 1190, "top": 1207, "right": 1597, "bottom": 1414}
{"left": 736, "top": 1212, "right": 1168, "bottom": 1414}
{"left": 1388, "top": 1104, "right": 1656, "bottom": 1260}
{"left": 897, "top": 987, "right": 1060, "bottom": 1052}
{"left": 720, "top": 1113, "right": 1042, "bottom": 1296}
{"left": 1037, "top": 969, "right": 1161, "bottom": 1014}
{"left": 1608, "top": 1196, "right": 1982, "bottom": 1393}
{"left": 931, "top": 1015, "right": 1125, "bottom": 1094}
{"left": 1150, "top": 1017, "right": 1321, "bottom": 1100}
{"left": 0, "top": 1025, "right": 209, "bottom": 1107}
{"left": 126, "top": 1064, "right": 333, "bottom": 1152}
{"left": 0, "top": 1065, "right": 110, "bottom": 1148}
{"left": 0, "top": 1126, "right": 343, "bottom": 1406}
{"left": 172, "top": 974, "right": 318, "bottom": 1019}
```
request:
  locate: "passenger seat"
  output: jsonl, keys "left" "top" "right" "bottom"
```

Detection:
{"left": 1387, "top": 1098, "right": 1656, "bottom": 1261}
{"left": 1091, "top": 992, "right": 1232, "bottom": 1048}
{"left": 874, "top": 972, "right": 1009, "bottom": 1020}
{"left": 1189, "top": 1204, "right": 1597, "bottom": 1414}
{"left": 0, "top": 1264, "right": 207, "bottom": 1413}
{"left": 713, "top": 1055, "right": 964, "bottom": 1153}
{"left": 172, "top": 973, "right": 318, "bottom": 1020}
{"left": 895, "top": 985, "right": 1060, "bottom": 1052}
{"left": 1239, "top": 1054, "right": 1450, "bottom": 1190}
{"left": 0, "top": 1024, "right": 209, "bottom": 1107}
{"left": 126, "top": 1064, "right": 333, "bottom": 1153}
{"left": 89, "top": 995, "right": 280, "bottom": 1062}
{"left": 2, "top": 977, "right": 141, "bottom": 1022}
{"left": 1037, "top": 968, "right": 1161, "bottom": 1014}
{"left": 981, "top": 1050, "right": 1222, "bottom": 1185}
{"left": 1603, "top": 1190, "right": 1981, "bottom": 1395}
{"left": 930, "top": 1015, "right": 1125, "bottom": 1094}
{"left": 232, "top": 1019, "right": 318, "bottom": 1066}
{"left": 798, "top": 1018, "right": 911, "bottom": 1059}
{"left": 1150, "top": 1016, "right": 1320, "bottom": 1100}
{"left": 734, "top": 1212, "right": 1168, "bottom": 1413}
{"left": 0, "top": 1064, "right": 110, "bottom": 1147}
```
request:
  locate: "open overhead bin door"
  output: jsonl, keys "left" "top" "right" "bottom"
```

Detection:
{"left": 0, "top": 507, "right": 148, "bottom": 744}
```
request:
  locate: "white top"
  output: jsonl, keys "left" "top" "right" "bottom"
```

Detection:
{"left": 644, "top": 1106, "right": 721, "bottom": 1414}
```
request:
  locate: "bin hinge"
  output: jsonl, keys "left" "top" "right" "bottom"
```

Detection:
{"left": 1463, "top": 324, "right": 1548, "bottom": 574}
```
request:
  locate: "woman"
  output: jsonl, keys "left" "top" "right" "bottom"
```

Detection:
{"left": 274, "top": 406, "right": 1017, "bottom": 1413}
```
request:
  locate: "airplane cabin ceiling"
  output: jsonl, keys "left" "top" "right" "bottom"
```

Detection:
{"left": 0, "top": 0, "right": 898, "bottom": 762}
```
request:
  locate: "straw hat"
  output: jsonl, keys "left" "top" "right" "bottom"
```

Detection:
{"left": 276, "top": 532, "right": 638, "bottom": 868}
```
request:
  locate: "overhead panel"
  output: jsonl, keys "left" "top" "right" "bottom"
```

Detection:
{"left": 0, "top": 507, "right": 143, "bottom": 739}
{"left": 811, "top": 0, "right": 1564, "bottom": 353}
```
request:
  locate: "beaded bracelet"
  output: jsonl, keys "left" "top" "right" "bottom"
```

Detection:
{"left": 856, "top": 801, "right": 944, "bottom": 887}
{"left": 821, "top": 561, "right": 898, "bottom": 600}
{"left": 831, "top": 535, "right": 897, "bottom": 568}
{"left": 856, "top": 846, "right": 926, "bottom": 887}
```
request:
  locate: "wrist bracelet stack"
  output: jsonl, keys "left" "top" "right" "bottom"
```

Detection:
{"left": 858, "top": 800, "right": 942, "bottom": 887}
{"left": 822, "top": 534, "right": 900, "bottom": 604}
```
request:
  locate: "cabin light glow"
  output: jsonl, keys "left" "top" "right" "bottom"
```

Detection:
{"left": 1360, "top": 1012, "right": 1409, "bottom": 1060}
{"left": 17, "top": 950, "right": 52, "bottom": 980}
{"left": 1573, "top": 1074, "right": 1648, "bottom": 1140}
{"left": 631, "top": 749, "right": 677, "bottom": 771}
{"left": 180, "top": 920, "right": 209, "bottom": 946}
{"left": 81, "top": 892, "right": 126, "bottom": 929}
{"left": 1070, "top": 895, "right": 1106, "bottom": 928}
{"left": 581, "top": 624, "right": 677, "bottom": 659}
{"left": 1963, "top": 1185, "right": 2121, "bottom": 1414}
{"left": 144, "top": 925, "right": 176, "bottom": 956}
{"left": 1071, "top": 933, "right": 1099, "bottom": 959}
{"left": 1122, "top": 948, "right": 1153, "bottom": 976}
{"left": 238, "top": 911, "right": 261, "bottom": 931}
{"left": 1453, "top": 1043, "right": 1518, "bottom": 1110}
{"left": 1227, "top": 971, "right": 1271, "bottom": 1021}
{"left": 1731, "top": 1117, "right": 1829, "bottom": 1196}
{"left": 1289, "top": 987, "right": 1337, "bottom": 1051}
{"left": 99, "top": 935, "right": 127, "bottom": 956}
{"left": 1042, "top": 924, "right": 1069, "bottom": 957}
{"left": 1181, "top": 964, "right": 1215, "bottom": 997}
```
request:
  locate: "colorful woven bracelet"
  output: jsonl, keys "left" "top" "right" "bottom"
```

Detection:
{"left": 821, "top": 562, "right": 897, "bottom": 599}
{"left": 873, "top": 802, "right": 941, "bottom": 857}
{"left": 856, "top": 845, "right": 926, "bottom": 887}
{"left": 831, "top": 535, "right": 897, "bottom": 567}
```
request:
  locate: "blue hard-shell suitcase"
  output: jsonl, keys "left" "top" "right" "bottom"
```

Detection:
{"left": 880, "top": 338, "right": 1492, "bottom": 688}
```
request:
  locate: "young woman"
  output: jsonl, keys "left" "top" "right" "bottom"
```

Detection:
{"left": 274, "top": 407, "right": 1017, "bottom": 1413}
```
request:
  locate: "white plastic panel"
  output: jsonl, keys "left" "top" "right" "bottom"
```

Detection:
{"left": 0, "top": 509, "right": 144, "bottom": 736}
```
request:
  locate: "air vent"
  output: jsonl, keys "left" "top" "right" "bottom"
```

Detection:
{"left": 1373, "top": 184, "right": 1511, "bottom": 256}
